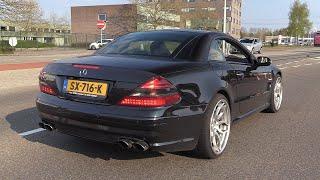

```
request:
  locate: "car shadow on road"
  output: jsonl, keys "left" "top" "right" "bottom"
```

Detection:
{"left": 5, "top": 107, "right": 165, "bottom": 161}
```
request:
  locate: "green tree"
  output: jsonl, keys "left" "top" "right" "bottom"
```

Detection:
{"left": 287, "top": 0, "right": 312, "bottom": 38}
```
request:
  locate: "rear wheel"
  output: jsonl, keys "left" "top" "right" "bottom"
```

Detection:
{"left": 195, "top": 94, "right": 231, "bottom": 159}
{"left": 91, "top": 45, "right": 97, "bottom": 50}
{"left": 266, "top": 75, "right": 283, "bottom": 113}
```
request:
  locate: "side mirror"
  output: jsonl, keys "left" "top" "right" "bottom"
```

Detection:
{"left": 256, "top": 56, "right": 272, "bottom": 66}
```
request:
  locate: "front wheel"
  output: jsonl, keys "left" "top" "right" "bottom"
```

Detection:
{"left": 266, "top": 75, "right": 283, "bottom": 113}
{"left": 195, "top": 94, "right": 232, "bottom": 159}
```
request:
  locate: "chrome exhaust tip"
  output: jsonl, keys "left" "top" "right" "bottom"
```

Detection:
{"left": 44, "top": 124, "right": 54, "bottom": 131}
{"left": 118, "top": 139, "right": 134, "bottom": 149}
{"left": 39, "top": 122, "right": 55, "bottom": 131}
{"left": 134, "top": 141, "right": 149, "bottom": 151}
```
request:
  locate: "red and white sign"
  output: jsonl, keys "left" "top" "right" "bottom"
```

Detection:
{"left": 97, "top": 20, "right": 106, "bottom": 29}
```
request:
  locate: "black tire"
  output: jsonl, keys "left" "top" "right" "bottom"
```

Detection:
{"left": 195, "top": 94, "right": 231, "bottom": 159}
{"left": 266, "top": 75, "right": 283, "bottom": 113}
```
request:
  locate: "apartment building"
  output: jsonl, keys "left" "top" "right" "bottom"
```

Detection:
{"left": 176, "top": 0, "right": 242, "bottom": 38}
{"left": 71, "top": 0, "right": 242, "bottom": 38}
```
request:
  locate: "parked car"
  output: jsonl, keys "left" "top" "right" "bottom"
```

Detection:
{"left": 240, "top": 38, "right": 263, "bottom": 54}
{"left": 37, "top": 30, "right": 282, "bottom": 159}
{"left": 89, "top": 39, "right": 113, "bottom": 50}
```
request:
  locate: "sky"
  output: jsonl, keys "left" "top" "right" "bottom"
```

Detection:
{"left": 39, "top": 0, "right": 320, "bottom": 31}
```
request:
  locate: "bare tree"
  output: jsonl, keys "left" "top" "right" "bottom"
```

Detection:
{"left": 184, "top": 9, "right": 219, "bottom": 31}
{"left": 6, "top": 0, "right": 43, "bottom": 31}
{"left": 130, "top": 0, "right": 181, "bottom": 31}
{"left": 47, "top": 12, "right": 70, "bottom": 31}
{"left": 104, "top": 4, "right": 138, "bottom": 37}
{"left": 0, "top": 0, "right": 20, "bottom": 20}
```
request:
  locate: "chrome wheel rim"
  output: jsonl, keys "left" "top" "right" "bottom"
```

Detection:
{"left": 209, "top": 99, "right": 231, "bottom": 155}
{"left": 274, "top": 77, "right": 283, "bottom": 110}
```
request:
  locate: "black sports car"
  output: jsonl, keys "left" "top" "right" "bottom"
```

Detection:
{"left": 36, "top": 30, "right": 283, "bottom": 159}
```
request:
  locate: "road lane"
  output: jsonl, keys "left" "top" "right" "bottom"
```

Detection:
{"left": 1, "top": 52, "right": 320, "bottom": 179}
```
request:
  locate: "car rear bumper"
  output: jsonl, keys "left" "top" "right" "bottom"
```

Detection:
{"left": 36, "top": 93, "right": 207, "bottom": 152}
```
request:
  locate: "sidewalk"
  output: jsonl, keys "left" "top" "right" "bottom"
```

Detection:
{"left": 0, "top": 62, "right": 48, "bottom": 71}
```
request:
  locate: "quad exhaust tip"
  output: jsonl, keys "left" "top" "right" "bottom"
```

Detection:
{"left": 118, "top": 139, "right": 150, "bottom": 151}
{"left": 118, "top": 139, "right": 134, "bottom": 149}
{"left": 134, "top": 141, "right": 149, "bottom": 151}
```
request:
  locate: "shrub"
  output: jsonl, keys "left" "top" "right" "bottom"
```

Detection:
{"left": 0, "top": 41, "right": 14, "bottom": 54}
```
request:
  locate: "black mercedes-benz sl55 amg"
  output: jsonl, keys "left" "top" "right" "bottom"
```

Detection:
{"left": 36, "top": 30, "right": 283, "bottom": 159}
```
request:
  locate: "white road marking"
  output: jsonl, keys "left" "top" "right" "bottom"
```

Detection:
{"left": 304, "top": 63, "right": 313, "bottom": 66}
{"left": 294, "top": 60, "right": 300, "bottom": 63}
{"left": 279, "top": 67, "right": 288, "bottom": 70}
{"left": 317, "top": 62, "right": 320, "bottom": 64}
{"left": 285, "top": 62, "right": 293, "bottom": 65}
{"left": 292, "top": 65, "right": 301, "bottom": 68}
{"left": 19, "top": 128, "right": 46, "bottom": 137}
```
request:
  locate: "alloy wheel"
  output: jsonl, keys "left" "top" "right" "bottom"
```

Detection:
{"left": 209, "top": 99, "right": 231, "bottom": 155}
{"left": 274, "top": 77, "right": 283, "bottom": 111}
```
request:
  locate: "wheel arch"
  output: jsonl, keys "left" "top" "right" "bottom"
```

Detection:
{"left": 217, "top": 89, "right": 231, "bottom": 110}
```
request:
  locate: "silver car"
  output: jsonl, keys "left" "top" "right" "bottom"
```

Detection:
{"left": 240, "top": 38, "right": 263, "bottom": 54}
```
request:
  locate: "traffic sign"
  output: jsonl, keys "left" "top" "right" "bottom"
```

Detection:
{"left": 9, "top": 37, "right": 17, "bottom": 47}
{"left": 97, "top": 20, "right": 106, "bottom": 29}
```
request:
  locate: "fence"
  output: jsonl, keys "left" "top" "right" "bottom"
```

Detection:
{"left": 0, "top": 30, "right": 104, "bottom": 53}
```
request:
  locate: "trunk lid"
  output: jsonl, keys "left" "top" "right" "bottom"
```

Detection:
{"left": 42, "top": 55, "right": 205, "bottom": 105}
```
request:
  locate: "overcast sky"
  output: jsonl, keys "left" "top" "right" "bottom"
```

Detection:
{"left": 39, "top": 0, "right": 320, "bottom": 30}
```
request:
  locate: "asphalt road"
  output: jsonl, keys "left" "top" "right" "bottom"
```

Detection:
{"left": 1, "top": 48, "right": 320, "bottom": 179}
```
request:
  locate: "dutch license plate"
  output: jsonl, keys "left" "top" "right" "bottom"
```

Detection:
{"left": 64, "top": 79, "right": 108, "bottom": 97}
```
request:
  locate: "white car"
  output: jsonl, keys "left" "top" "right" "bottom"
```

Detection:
{"left": 89, "top": 39, "right": 113, "bottom": 50}
{"left": 240, "top": 38, "right": 263, "bottom": 54}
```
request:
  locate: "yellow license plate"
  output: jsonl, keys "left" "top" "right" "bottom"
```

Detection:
{"left": 66, "top": 80, "right": 108, "bottom": 97}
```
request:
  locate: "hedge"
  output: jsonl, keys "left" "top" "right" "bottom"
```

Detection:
{"left": 16, "top": 40, "right": 55, "bottom": 48}
{"left": 0, "top": 41, "right": 14, "bottom": 54}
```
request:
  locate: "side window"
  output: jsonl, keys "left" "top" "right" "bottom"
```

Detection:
{"left": 218, "top": 39, "right": 250, "bottom": 64}
{"left": 208, "top": 39, "right": 225, "bottom": 61}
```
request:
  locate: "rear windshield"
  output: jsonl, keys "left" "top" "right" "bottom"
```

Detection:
{"left": 96, "top": 32, "right": 196, "bottom": 57}
{"left": 240, "top": 39, "right": 254, "bottom": 43}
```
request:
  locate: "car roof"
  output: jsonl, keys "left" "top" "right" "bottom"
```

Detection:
{"left": 133, "top": 29, "right": 226, "bottom": 37}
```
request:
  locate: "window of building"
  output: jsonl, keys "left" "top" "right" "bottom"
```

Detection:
{"left": 181, "top": 7, "right": 195, "bottom": 13}
{"left": 98, "top": 14, "right": 107, "bottom": 21}
{"left": 0, "top": 26, "right": 7, "bottom": 31}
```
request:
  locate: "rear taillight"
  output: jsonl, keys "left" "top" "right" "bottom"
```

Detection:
{"left": 39, "top": 69, "right": 56, "bottom": 96}
{"left": 119, "top": 76, "right": 181, "bottom": 108}
{"left": 40, "top": 84, "right": 56, "bottom": 95}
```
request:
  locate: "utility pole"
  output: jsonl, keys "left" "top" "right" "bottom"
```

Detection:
{"left": 222, "top": 0, "right": 227, "bottom": 53}
{"left": 223, "top": 0, "right": 227, "bottom": 34}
